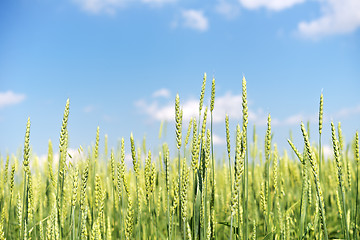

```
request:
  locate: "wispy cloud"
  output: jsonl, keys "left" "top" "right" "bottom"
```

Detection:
{"left": 142, "top": 0, "right": 176, "bottom": 6}
{"left": 0, "top": 91, "right": 26, "bottom": 109}
{"left": 215, "top": 0, "right": 240, "bottom": 19}
{"left": 135, "top": 90, "right": 273, "bottom": 126}
{"left": 73, "top": 0, "right": 175, "bottom": 14}
{"left": 322, "top": 144, "right": 333, "bottom": 160}
{"left": 280, "top": 113, "right": 317, "bottom": 126}
{"left": 152, "top": 88, "right": 171, "bottom": 98}
{"left": 38, "top": 147, "right": 86, "bottom": 167}
{"left": 83, "top": 105, "right": 96, "bottom": 113}
{"left": 180, "top": 9, "right": 209, "bottom": 32}
{"left": 212, "top": 133, "right": 226, "bottom": 145}
{"left": 333, "top": 104, "right": 360, "bottom": 119}
{"left": 73, "top": 0, "right": 129, "bottom": 14}
{"left": 134, "top": 97, "right": 199, "bottom": 122}
{"left": 238, "top": 0, "right": 305, "bottom": 11}
{"left": 297, "top": 0, "right": 360, "bottom": 39}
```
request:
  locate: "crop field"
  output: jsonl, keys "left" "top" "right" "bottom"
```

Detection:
{"left": 0, "top": 75, "right": 359, "bottom": 240}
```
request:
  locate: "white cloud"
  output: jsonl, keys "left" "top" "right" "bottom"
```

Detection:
{"left": 73, "top": 0, "right": 130, "bottom": 14}
{"left": 212, "top": 92, "right": 242, "bottom": 122}
{"left": 0, "top": 91, "right": 26, "bottom": 109}
{"left": 83, "top": 105, "right": 95, "bottom": 113}
{"left": 297, "top": 0, "right": 360, "bottom": 39}
{"left": 142, "top": 0, "right": 176, "bottom": 6}
{"left": 152, "top": 88, "right": 171, "bottom": 98}
{"left": 181, "top": 9, "right": 209, "bottom": 32}
{"left": 322, "top": 144, "right": 333, "bottom": 160}
{"left": 238, "top": 0, "right": 305, "bottom": 11}
{"left": 334, "top": 104, "right": 360, "bottom": 119}
{"left": 281, "top": 113, "right": 318, "bottom": 126}
{"left": 135, "top": 91, "right": 273, "bottom": 126}
{"left": 212, "top": 92, "right": 272, "bottom": 126}
{"left": 103, "top": 114, "right": 115, "bottom": 122}
{"left": 37, "top": 147, "right": 86, "bottom": 168}
{"left": 212, "top": 134, "right": 226, "bottom": 145}
{"left": 215, "top": 0, "right": 240, "bottom": 19}
{"left": 73, "top": 0, "right": 175, "bottom": 14}
{"left": 135, "top": 97, "right": 200, "bottom": 122}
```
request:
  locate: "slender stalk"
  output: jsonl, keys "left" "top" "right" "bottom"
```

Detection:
{"left": 21, "top": 117, "right": 31, "bottom": 240}
{"left": 331, "top": 122, "right": 350, "bottom": 240}
{"left": 242, "top": 76, "right": 248, "bottom": 240}
{"left": 288, "top": 139, "right": 307, "bottom": 239}
{"left": 318, "top": 92, "right": 323, "bottom": 240}
{"left": 175, "top": 94, "right": 183, "bottom": 233}
{"left": 56, "top": 99, "right": 70, "bottom": 238}
{"left": 164, "top": 144, "right": 171, "bottom": 240}
{"left": 354, "top": 131, "right": 359, "bottom": 239}
{"left": 211, "top": 116, "right": 215, "bottom": 238}
{"left": 178, "top": 150, "right": 182, "bottom": 233}
{"left": 265, "top": 114, "right": 271, "bottom": 233}
{"left": 210, "top": 76, "right": 216, "bottom": 239}
{"left": 130, "top": 133, "right": 141, "bottom": 240}
{"left": 191, "top": 117, "right": 199, "bottom": 240}
{"left": 301, "top": 122, "right": 328, "bottom": 240}
{"left": 7, "top": 163, "right": 15, "bottom": 240}
{"left": 319, "top": 92, "right": 323, "bottom": 184}
{"left": 225, "top": 115, "right": 232, "bottom": 192}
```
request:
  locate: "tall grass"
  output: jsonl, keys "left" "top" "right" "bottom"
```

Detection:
{"left": 1, "top": 74, "right": 359, "bottom": 240}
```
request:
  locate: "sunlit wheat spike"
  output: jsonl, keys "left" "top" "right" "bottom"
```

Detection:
{"left": 287, "top": 139, "right": 303, "bottom": 164}
{"left": 191, "top": 119, "right": 199, "bottom": 170}
{"left": 23, "top": 117, "right": 31, "bottom": 170}
{"left": 9, "top": 161, "right": 15, "bottom": 190}
{"left": 71, "top": 166, "right": 79, "bottom": 205}
{"left": 205, "top": 129, "right": 211, "bottom": 169}
{"left": 110, "top": 149, "right": 115, "bottom": 185}
{"left": 201, "top": 106, "right": 208, "bottom": 140}
{"left": 130, "top": 133, "right": 139, "bottom": 174}
{"left": 210, "top": 76, "right": 215, "bottom": 112}
{"left": 120, "top": 137, "right": 126, "bottom": 177}
{"left": 319, "top": 92, "right": 323, "bottom": 134}
{"left": 181, "top": 160, "right": 190, "bottom": 222}
{"left": 185, "top": 118, "right": 193, "bottom": 147}
{"left": 163, "top": 143, "right": 170, "bottom": 193}
{"left": 59, "top": 99, "right": 70, "bottom": 175}
{"left": 4, "top": 154, "right": 9, "bottom": 184}
{"left": 199, "top": 72, "right": 207, "bottom": 113}
{"left": 265, "top": 114, "right": 272, "bottom": 160}
{"left": 337, "top": 122, "right": 344, "bottom": 152}
{"left": 94, "top": 126, "right": 100, "bottom": 160}
{"left": 356, "top": 131, "right": 359, "bottom": 162}
{"left": 242, "top": 76, "right": 248, "bottom": 130}
{"left": 145, "top": 150, "right": 152, "bottom": 202}
{"left": 331, "top": 122, "right": 343, "bottom": 187}
{"left": 225, "top": 114, "right": 231, "bottom": 159}
{"left": 175, "top": 93, "right": 183, "bottom": 150}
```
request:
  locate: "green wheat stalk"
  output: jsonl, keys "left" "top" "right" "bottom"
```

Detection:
{"left": 210, "top": 76, "right": 216, "bottom": 239}
{"left": 21, "top": 117, "right": 31, "bottom": 240}
{"left": 56, "top": 99, "right": 70, "bottom": 238}
{"left": 241, "top": 76, "right": 249, "bottom": 240}
{"left": 301, "top": 122, "right": 328, "bottom": 240}
{"left": 265, "top": 114, "right": 272, "bottom": 234}
{"left": 331, "top": 121, "right": 350, "bottom": 240}
{"left": 354, "top": 131, "right": 359, "bottom": 239}
{"left": 175, "top": 93, "right": 183, "bottom": 234}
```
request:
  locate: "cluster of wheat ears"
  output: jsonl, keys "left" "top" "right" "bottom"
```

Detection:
{"left": 0, "top": 74, "right": 359, "bottom": 240}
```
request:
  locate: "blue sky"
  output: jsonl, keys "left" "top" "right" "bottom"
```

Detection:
{"left": 0, "top": 0, "right": 359, "bottom": 160}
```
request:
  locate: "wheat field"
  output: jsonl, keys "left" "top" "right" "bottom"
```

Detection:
{"left": 0, "top": 74, "right": 359, "bottom": 240}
